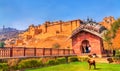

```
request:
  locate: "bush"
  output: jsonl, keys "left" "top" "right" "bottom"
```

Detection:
{"left": 112, "top": 50, "right": 120, "bottom": 64}
{"left": 46, "top": 59, "right": 57, "bottom": 66}
{"left": 0, "top": 42, "right": 5, "bottom": 47}
{"left": 0, "top": 63, "right": 8, "bottom": 71}
{"left": 115, "top": 50, "right": 120, "bottom": 57}
{"left": 7, "top": 58, "right": 20, "bottom": 70}
{"left": 78, "top": 57, "right": 89, "bottom": 62}
{"left": 18, "top": 59, "right": 43, "bottom": 69}
{"left": 52, "top": 43, "right": 60, "bottom": 48}
{"left": 56, "top": 57, "right": 66, "bottom": 64}
{"left": 45, "top": 57, "right": 67, "bottom": 66}
{"left": 69, "top": 57, "right": 78, "bottom": 62}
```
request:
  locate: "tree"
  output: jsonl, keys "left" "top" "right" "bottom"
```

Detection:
{"left": 103, "top": 18, "right": 120, "bottom": 50}
{"left": 111, "top": 18, "right": 120, "bottom": 49}
{"left": 52, "top": 43, "right": 60, "bottom": 48}
{"left": 0, "top": 42, "right": 5, "bottom": 47}
{"left": 103, "top": 30, "right": 113, "bottom": 50}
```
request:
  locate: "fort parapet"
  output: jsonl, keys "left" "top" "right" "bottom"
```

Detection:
{"left": 100, "top": 16, "right": 115, "bottom": 29}
{"left": 20, "top": 19, "right": 82, "bottom": 40}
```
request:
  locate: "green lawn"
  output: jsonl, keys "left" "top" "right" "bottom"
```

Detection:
{"left": 25, "top": 62, "right": 120, "bottom": 71}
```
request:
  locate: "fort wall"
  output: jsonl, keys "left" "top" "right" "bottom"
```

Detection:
{"left": 24, "top": 19, "right": 81, "bottom": 39}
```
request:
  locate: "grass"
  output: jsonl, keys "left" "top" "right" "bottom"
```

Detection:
{"left": 25, "top": 62, "right": 120, "bottom": 71}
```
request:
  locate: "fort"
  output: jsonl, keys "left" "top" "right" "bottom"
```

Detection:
{"left": 20, "top": 19, "right": 81, "bottom": 38}
{"left": 9, "top": 16, "right": 115, "bottom": 48}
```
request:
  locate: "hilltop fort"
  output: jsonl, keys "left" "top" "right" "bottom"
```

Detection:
{"left": 6, "top": 16, "right": 115, "bottom": 48}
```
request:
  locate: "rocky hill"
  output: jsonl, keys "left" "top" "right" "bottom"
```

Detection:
{"left": 0, "top": 27, "right": 23, "bottom": 46}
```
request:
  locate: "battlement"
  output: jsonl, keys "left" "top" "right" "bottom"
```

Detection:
{"left": 103, "top": 16, "right": 115, "bottom": 24}
{"left": 23, "top": 19, "right": 82, "bottom": 40}
{"left": 99, "top": 16, "right": 115, "bottom": 30}
{"left": 22, "top": 17, "right": 116, "bottom": 40}
{"left": 43, "top": 19, "right": 81, "bottom": 26}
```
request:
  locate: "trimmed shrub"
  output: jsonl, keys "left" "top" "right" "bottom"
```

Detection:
{"left": 56, "top": 57, "right": 66, "bottom": 64}
{"left": 0, "top": 42, "right": 5, "bottom": 47}
{"left": 46, "top": 59, "right": 57, "bottom": 66}
{"left": 69, "top": 57, "right": 78, "bottom": 62}
{"left": 0, "top": 63, "right": 8, "bottom": 71}
{"left": 112, "top": 50, "right": 120, "bottom": 64}
{"left": 115, "top": 50, "right": 120, "bottom": 57}
{"left": 18, "top": 59, "right": 43, "bottom": 69}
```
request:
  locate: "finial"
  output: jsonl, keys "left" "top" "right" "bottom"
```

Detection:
{"left": 87, "top": 16, "right": 89, "bottom": 22}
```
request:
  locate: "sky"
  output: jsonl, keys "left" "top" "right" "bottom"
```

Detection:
{"left": 0, "top": 0, "right": 120, "bottom": 30}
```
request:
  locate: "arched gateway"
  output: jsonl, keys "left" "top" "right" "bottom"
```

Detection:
{"left": 81, "top": 40, "right": 91, "bottom": 53}
{"left": 70, "top": 19, "right": 106, "bottom": 57}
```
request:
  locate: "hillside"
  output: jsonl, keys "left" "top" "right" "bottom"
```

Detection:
{"left": 0, "top": 27, "right": 18, "bottom": 40}
{"left": 0, "top": 27, "right": 23, "bottom": 46}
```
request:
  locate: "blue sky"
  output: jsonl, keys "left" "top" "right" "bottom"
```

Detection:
{"left": 0, "top": 0, "right": 120, "bottom": 30}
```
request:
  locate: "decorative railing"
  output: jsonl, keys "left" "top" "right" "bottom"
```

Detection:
{"left": 0, "top": 47, "right": 76, "bottom": 58}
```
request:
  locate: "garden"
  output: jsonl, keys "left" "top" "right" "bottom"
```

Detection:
{"left": 1, "top": 56, "right": 120, "bottom": 71}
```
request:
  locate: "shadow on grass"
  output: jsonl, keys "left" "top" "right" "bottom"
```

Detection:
{"left": 94, "top": 68, "right": 101, "bottom": 70}
{"left": 89, "top": 68, "right": 101, "bottom": 70}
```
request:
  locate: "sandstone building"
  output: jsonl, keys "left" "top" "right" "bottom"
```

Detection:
{"left": 70, "top": 19, "right": 106, "bottom": 57}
